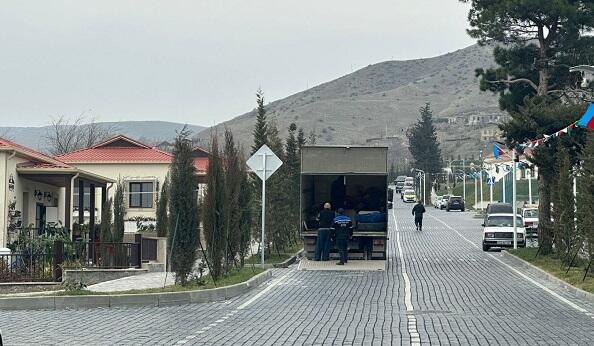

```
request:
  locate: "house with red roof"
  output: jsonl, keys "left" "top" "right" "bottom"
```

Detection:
{"left": 0, "top": 137, "right": 113, "bottom": 247}
{"left": 56, "top": 135, "right": 208, "bottom": 232}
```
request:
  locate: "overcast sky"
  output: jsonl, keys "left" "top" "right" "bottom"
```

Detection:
{"left": 0, "top": 0, "right": 475, "bottom": 128}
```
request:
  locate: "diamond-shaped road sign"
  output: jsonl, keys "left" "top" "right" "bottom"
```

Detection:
{"left": 246, "top": 144, "right": 283, "bottom": 181}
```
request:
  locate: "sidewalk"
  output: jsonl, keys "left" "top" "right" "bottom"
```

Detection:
{"left": 87, "top": 272, "right": 176, "bottom": 293}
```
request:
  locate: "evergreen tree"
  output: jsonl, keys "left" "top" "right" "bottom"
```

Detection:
{"left": 202, "top": 135, "right": 225, "bottom": 279}
{"left": 99, "top": 198, "right": 113, "bottom": 267}
{"left": 223, "top": 129, "right": 242, "bottom": 271}
{"left": 307, "top": 129, "right": 317, "bottom": 145}
{"left": 112, "top": 179, "right": 125, "bottom": 243}
{"left": 252, "top": 88, "right": 268, "bottom": 155}
{"left": 168, "top": 128, "right": 199, "bottom": 285}
{"left": 406, "top": 103, "right": 443, "bottom": 204}
{"left": 462, "top": 1, "right": 594, "bottom": 252}
{"left": 155, "top": 176, "right": 169, "bottom": 237}
{"left": 389, "top": 162, "right": 397, "bottom": 181}
{"left": 552, "top": 145, "right": 576, "bottom": 261}
{"left": 238, "top": 149, "right": 253, "bottom": 267}
{"left": 577, "top": 133, "right": 594, "bottom": 264}
{"left": 297, "top": 128, "right": 306, "bottom": 150}
{"left": 285, "top": 123, "right": 301, "bottom": 244}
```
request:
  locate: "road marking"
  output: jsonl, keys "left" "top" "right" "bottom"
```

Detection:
{"left": 393, "top": 211, "right": 413, "bottom": 311}
{"left": 392, "top": 210, "right": 420, "bottom": 345}
{"left": 427, "top": 213, "right": 589, "bottom": 314}
{"left": 237, "top": 272, "right": 290, "bottom": 310}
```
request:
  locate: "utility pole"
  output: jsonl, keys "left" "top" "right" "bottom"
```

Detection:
{"left": 512, "top": 148, "right": 518, "bottom": 250}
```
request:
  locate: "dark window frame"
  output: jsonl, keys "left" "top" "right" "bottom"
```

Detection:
{"left": 129, "top": 182, "right": 154, "bottom": 209}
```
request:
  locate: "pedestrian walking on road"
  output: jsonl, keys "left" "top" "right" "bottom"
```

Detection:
{"left": 333, "top": 208, "right": 353, "bottom": 265}
{"left": 315, "top": 202, "right": 334, "bottom": 261}
{"left": 412, "top": 200, "right": 426, "bottom": 231}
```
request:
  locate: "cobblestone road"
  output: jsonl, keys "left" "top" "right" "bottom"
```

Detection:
{"left": 2, "top": 201, "right": 594, "bottom": 345}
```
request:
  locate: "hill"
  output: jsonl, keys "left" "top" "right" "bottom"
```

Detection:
{"left": 0, "top": 121, "right": 205, "bottom": 152}
{"left": 196, "top": 43, "right": 503, "bottom": 159}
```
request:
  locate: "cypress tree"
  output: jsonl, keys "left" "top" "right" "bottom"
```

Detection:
{"left": 552, "top": 145, "right": 576, "bottom": 261}
{"left": 406, "top": 103, "right": 443, "bottom": 204}
{"left": 156, "top": 176, "right": 169, "bottom": 237}
{"left": 238, "top": 149, "right": 253, "bottom": 267}
{"left": 285, "top": 123, "right": 300, "bottom": 244}
{"left": 99, "top": 198, "right": 113, "bottom": 267}
{"left": 112, "top": 179, "right": 125, "bottom": 243}
{"left": 168, "top": 128, "right": 199, "bottom": 285}
{"left": 577, "top": 133, "right": 594, "bottom": 265}
{"left": 252, "top": 88, "right": 268, "bottom": 155}
{"left": 223, "top": 129, "right": 242, "bottom": 271}
{"left": 202, "top": 135, "right": 225, "bottom": 279}
{"left": 112, "top": 179, "right": 126, "bottom": 267}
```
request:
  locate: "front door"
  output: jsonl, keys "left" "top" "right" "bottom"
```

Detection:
{"left": 35, "top": 203, "right": 46, "bottom": 235}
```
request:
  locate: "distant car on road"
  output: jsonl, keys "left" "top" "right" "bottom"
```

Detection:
{"left": 434, "top": 196, "right": 443, "bottom": 208}
{"left": 446, "top": 196, "right": 465, "bottom": 212}
{"left": 482, "top": 213, "right": 526, "bottom": 251}
{"left": 395, "top": 176, "right": 407, "bottom": 193}
{"left": 439, "top": 195, "right": 450, "bottom": 210}
{"left": 402, "top": 189, "right": 416, "bottom": 203}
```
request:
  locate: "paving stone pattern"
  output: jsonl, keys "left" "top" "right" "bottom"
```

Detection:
{"left": 2, "top": 202, "right": 594, "bottom": 345}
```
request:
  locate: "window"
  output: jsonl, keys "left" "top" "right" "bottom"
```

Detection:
{"left": 129, "top": 182, "right": 154, "bottom": 208}
{"left": 73, "top": 187, "right": 91, "bottom": 211}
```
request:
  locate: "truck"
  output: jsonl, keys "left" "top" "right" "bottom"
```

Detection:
{"left": 300, "top": 145, "right": 389, "bottom": 260}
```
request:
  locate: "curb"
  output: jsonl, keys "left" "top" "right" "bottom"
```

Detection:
{"left": 501, "top": 250, "right": 594, "bottom": 304}
{"left": 251, "top": 249, "right": 304, "bottom": 269}
{"left": 0, "top": 270, "right": 272, "bottom": 311}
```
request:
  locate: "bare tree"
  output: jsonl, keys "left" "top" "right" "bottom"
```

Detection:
{"left": 45, "top": 114, "right": 118, "bottom": 155}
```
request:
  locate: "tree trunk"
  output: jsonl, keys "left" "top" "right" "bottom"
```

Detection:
{"left": 538, "top": 174, "right": 553, "bottom": 254}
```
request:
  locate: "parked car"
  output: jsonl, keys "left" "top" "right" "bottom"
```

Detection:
{"left": 439, "top": 195, "right": 450, "bottom": 210}
{"left": 395, "top": 176, "right": 407, "bottom": 193}
{"left": 522, "top": 207, "right": 538, "bottom": 237}
{"left": 434, "top": 196, "right": 443, "bottom": 208}
{"left": 482, "top": 213, "right": 526, "bottom": 251}
{"left": 402, "top": 189, "right": 416, "bottom": 203}
{"left": 446, "top": 196, "right": 465, "bottom": 212}
{"left": 484, "top": 202, "right": 513, "bottom": 225}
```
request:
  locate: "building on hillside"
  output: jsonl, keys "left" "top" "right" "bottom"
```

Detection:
{"left": 0, "top": 138, "right": 113, "bottom": 247}
{"left": 56, "top": 135, "right": 208, "bottom": 232}
{"left": 480, "top": 126, "right": 502, "bottom": 141}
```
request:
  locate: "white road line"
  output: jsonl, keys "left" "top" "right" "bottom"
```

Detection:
{"left": 393, "top": 211, "right": 413, "bottom": 312}
{"left": 237, "top": 272, "right": 290, "bottom": 310}
{"left": 427, "top": 213, "right": 589, "bottom": 314}
{"left": 392, "top": 210, "right": 419, "bottom": 345}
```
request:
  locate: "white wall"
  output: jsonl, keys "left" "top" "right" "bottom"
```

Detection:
{"left": 72, "top": 162, "right": 170, "bottom": 221}
{"left": 0, "top": 152, "right": 7, "bottom": 247}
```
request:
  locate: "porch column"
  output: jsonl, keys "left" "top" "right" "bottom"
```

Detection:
{"left": 65, "top": 180, "right": 71, "bottom": 231}
{"left": 58, "top": 187, "right": 66, "bottom": 227}
{"left": 89, "top": 183, "right": 95, "bottom": 242}
{"left": 78, "top": 179, "right": 84, "bottom": 227}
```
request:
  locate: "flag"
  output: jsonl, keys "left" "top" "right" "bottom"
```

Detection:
{"left": 493, "top": 143, "right": 505, "bottom": 159}
{"left": 577, "top": 103, "right": 594, "bottom": 129}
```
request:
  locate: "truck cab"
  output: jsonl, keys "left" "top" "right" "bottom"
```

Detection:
{"left": 300, "top": 146, "right": 388, "bottom": 260}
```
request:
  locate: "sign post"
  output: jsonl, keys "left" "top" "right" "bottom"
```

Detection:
{"left": 246, "top": 144, "right": 283, "bottom": 266}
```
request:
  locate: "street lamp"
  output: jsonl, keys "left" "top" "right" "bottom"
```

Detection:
{"left": 411, "top": 168, "right": 426, "bottom": 204}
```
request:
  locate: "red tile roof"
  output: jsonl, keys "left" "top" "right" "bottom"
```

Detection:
{"left": 56, "top": 135, "right": 173, "bottom": 163}
{"left": 56, "top": 135, "right": 209, "bottom": 173}
{"left": 0, "top": 137, "right": 71, "bottom": 168}
{"left": 194, "top": 157, "right": 208, "bottom": 173}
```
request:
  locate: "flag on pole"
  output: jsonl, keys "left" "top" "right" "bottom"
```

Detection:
{"left": 576, "top": 103, "right": 594, "bottom": 129}
{"left": 493, "top": 143, "right": 505, "bottom": 159}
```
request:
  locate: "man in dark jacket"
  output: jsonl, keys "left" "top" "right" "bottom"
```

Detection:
{"left": 315, "top": 202, "right": 334, "bottom": 261}
{"left": 333, "top": 208, "right": 353, "bottom": 265}
{"left": 412, "top": 200, "right": 426, "bottom": 231}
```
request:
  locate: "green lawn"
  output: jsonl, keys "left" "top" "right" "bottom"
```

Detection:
{"left": 246, "top": 243, "right": 303, "bottom": 265}
{"left": 54, "top": 266, "right": 265, "bottom": 296}
{"left": 509, "top": 248, "right": 594, "bottom": 294}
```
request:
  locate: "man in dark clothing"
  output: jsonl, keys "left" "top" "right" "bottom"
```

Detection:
{"left": 333, "top": 208, "right": 353, "bottom": 265}
{"left": 412, "top": 200, "right": 426, "bottom": 231}
{"left": 315, "top": 202, "right": 334, "bottom": 261}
